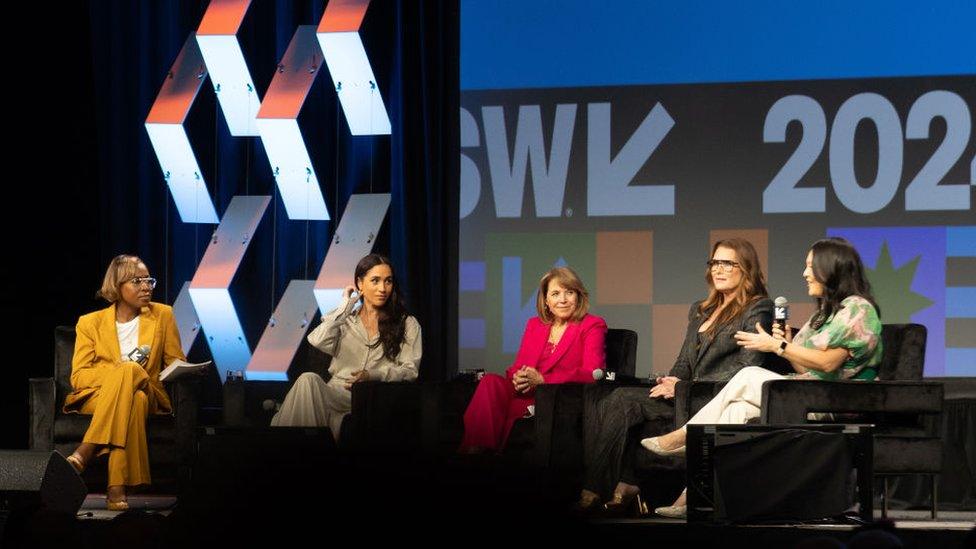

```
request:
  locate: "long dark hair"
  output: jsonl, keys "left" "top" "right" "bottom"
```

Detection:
{"left": 698, "top": 238, "right": 768, "bottom": 337}
{"left": 809, "top": 237, "right": 880, "bottom": 329}
{"left": 354, "top": 254, "right": 409, "bottom": 361}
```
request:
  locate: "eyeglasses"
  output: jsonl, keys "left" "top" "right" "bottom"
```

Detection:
{"left": 127, "top": 277, "right": 157, "bottom": 289}
{"left": 706, "top": 260, "right": 740, "bottom": 273}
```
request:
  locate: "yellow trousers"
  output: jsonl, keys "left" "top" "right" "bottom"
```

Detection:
{"left": 78, "top": 361, "right": 150, "bottom": 487}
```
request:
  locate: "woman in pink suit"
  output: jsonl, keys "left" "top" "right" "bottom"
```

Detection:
{"left": 460, "top": 267, "right": 607, "bottom": 452}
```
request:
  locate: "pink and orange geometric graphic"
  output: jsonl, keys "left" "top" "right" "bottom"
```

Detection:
{"left": 145, "top": 0, "right": 392, "bottom": 381}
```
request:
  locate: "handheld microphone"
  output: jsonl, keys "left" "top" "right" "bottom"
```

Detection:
{"left": 773, "top": 296, "right": 789, "bottom": 327}
{"left": 126, "top": 345, "right": 151, "bottom": 366}
{"left": 592, "top": 368, "right": 616, "bottom": 382}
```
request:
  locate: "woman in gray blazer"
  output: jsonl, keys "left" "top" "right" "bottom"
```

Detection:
{"left": 576, "top": 238, "right": 773, "bottom": 515}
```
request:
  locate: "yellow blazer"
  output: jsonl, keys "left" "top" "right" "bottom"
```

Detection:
{"left": 63, "top": 302, "right": 185, "bottom": 415}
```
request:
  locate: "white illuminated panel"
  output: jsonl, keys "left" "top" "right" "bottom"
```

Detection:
{"left": 246, "top": 280, "right": 318, "bottom": 381}
{"left": 314, "top": 288, "right": 346, "bottom": 320}
{"left": 314, "top": 194, "right": 391, "bottom": 314}
{"left": 187, "top": 288, "right": 251, "bottom": 381}
{"left": 145, "top": 124, "right": 219, "bottom": 223}
{"left": 190, "top": 195, "right": 270, "bottom": 382}
{"left": 317, "top": 31, "right": 391, "bottom": 136}
{"left": 256, "top": 25, "right": 330, "bottom": 221}
{"left": 196, "top": 35, "right": 261, "bottom": 137}
{"left": 145, "top": 33, "right": 217, "bottom": 224}
{"left": 172, "top": 281, "right": 201, "bottom": 356}
{"left": 256, "top": 118, "right": 329, "bottom": 220}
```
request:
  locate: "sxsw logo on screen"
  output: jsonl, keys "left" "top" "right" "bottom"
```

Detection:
{"left": 460, "top": 102, "right": 676, "bottom": 218}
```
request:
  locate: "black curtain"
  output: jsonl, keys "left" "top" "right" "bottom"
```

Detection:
{"left": 2, "top": 0, "right": 457, "bottom": 449}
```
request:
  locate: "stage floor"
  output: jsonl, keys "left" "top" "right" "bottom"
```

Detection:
{"left": 78, "top": 493, "right": 974, "bottom": 530}
{"left": 598, "top": 510, "right": 975, "bottom": 530}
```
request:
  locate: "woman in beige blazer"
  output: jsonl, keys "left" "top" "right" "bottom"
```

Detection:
{"left": 272, "top": 254, "right": 422, "bottom": 442}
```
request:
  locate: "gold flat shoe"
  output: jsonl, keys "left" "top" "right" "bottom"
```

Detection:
{"left": 654, "top": 504, "right": 687, "bottom": 519}
{"left": 106, "top": 499, "right": 130, "bottom": 511}
{"left": 65, "top": 453, "right": 85, "bottom": 474}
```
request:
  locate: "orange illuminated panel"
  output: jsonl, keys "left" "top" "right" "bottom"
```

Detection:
{"left": 318, "top": 0, "right": 370, "bottom": 32}
{"left": 247, "top": 280, "right": 319, "bottom": 380}
{"left": 258, "top": 26, "right": 321, "bottom": 120}
{"left": 314, "top": 194, "right": 390, "bottom": 314}
{"left": 191, "top": 196, "right": 270, "bottom": 288}
{"left": 198, "top": 0, "right": 251, "bottom": 35}
{"left": 146, "top": 35, "right": 207, "bottom": 124}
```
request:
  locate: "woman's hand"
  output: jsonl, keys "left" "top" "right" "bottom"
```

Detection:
{"left": 734, "top": 322, "right": 782, "bottom": 353}
{"left": 343, "top": 369, "right": 370, "bottom": 390}
{"left": 771, "top": 322, "right": 794, "bottom": 343}
{"left": 513, "top": 366, "right": 544, "bottom": 393}
{"left": 340, "top": 285, "right": 359, "bottom": 315}
{"left": 649, "top": 376, "right": 679, "bottom": 399}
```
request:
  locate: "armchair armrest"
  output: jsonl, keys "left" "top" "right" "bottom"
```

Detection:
{"left": 760, "top": 380, "right": 944, "bottom": 424}
{"left": 532, "top": 383, "right": 587, "bottom": 469}
{"left": 164, "top": 376, "right": 202, "bottom": 465}
{"left": 29, "top": 377, "right": 56, "bottom": 450}
{"left": 674, "top": 380, "right": 724, "bottom": 426}
{"left": 349, "top": 380, "right": 422, "bottom": 451}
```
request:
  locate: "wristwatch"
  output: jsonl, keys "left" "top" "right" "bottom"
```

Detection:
{"left": 776, "top": 340, "right": 788, "bottom": 356}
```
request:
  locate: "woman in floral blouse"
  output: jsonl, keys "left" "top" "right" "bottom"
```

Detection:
{"left": 642, "top": 237, "right": 883, "bottom": 518}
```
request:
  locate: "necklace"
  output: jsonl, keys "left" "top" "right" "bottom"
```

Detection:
{"left": 549, "top": 322, "right": 567, "bottom": 344}
{"left": 359, "top": 310, "right": 379, "bottom": 337}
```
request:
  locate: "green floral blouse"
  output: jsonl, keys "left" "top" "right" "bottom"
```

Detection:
{"left": 792, "top": 295, "right": 883, "bottom": 380}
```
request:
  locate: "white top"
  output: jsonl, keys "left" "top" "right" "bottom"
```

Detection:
{"left": 306, "top": 296, "right": 422, "bottom": 386}
{"left": 116, "top": 316, "right": 140, "bottom": 360}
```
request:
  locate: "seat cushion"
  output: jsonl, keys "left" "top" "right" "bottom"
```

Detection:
{"left": 874, "top": 436, "right": 943, "bottom": 474}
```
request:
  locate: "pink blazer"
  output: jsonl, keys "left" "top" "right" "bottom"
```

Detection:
{"left": 504, "top": 314, "right": 608, "bottom": 384}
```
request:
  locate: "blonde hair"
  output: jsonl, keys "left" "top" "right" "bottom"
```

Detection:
{"left": 535, "top": 267, "right": 590, "bottom": 324}
{"left": 97, "top": 254, "right": 146, "bottom": 303}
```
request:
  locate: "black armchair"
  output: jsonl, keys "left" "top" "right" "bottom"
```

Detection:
{"left": 414, "top": 328, "right": 638, "bottom": 466}
{"left": 28, "top": 326, "right": 202, "bottom": 492}
{"left": 518, "top": 328, "right": 640, "bottom": 468}
{"left": 759, "top": 323, "right": 942, "bottom": 517}
{"left": 604, "top": 328, "right": 638, "bottom": 379}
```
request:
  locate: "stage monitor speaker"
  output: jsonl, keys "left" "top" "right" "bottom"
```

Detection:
{"left": 0, "top": 451, "right": 87, "bottom": 514}
{"left": 181, "top": 426, "right": 336, "bottom": 515}
{"left": 687, "top": 424, "right": 873, "bottom": 524}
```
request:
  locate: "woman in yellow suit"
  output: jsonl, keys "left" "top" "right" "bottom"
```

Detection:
{"left": 62, "top": 254, "right": 185, "bottom": 510}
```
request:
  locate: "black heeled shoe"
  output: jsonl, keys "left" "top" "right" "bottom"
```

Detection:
{"left": 571, "top": 490, "right": 604, "bottom": 516}
{"left": 604, "top": 490, "right": 649, "bottom": 517}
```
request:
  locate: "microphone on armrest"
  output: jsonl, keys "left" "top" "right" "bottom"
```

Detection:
{"left": 592, "top": 368, "right": 616, "bottom": 382}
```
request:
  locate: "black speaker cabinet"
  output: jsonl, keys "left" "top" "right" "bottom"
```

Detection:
{"left": 181, "top": 426, "right": 335, "bottom": 513}
{"left": 0, "top": 451, "right": 87, "bottom": 514}
{"left": 686, "top": 424, "right": 873, "bottom": 523}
